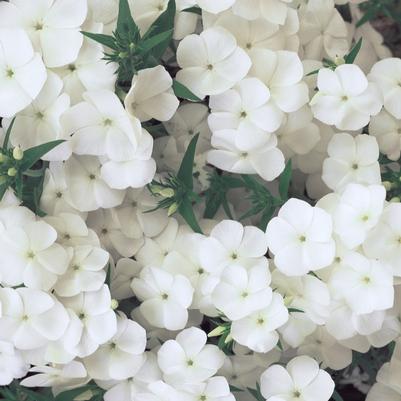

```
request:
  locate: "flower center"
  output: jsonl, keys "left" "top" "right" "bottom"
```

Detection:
{"left": 6, "top": 68, "right": 14, "bottom": 78}
{"left": 161, "top": 293, "right": 169, "bottom": 300}
{"left": 299, "top": 235, "right": 306, "bottom": 243}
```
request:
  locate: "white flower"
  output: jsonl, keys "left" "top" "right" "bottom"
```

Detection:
{"left": 180, "top": 376, "right": 235, "bottom": 401}
{"left": 199, "top": 220, "right": 269, "bottom": 274}
{"left": 84, "top": 313, "right": 146, "bottom": 380}
{"left": 157, "top": 327, "right": 225, "bottom": 385}
{"left": 233, "top": 0, "right": 293, "bottom": 25}
{"left": 208, "top": 129, "right": 285, "bottom": 181}
{"left": 164, "top": 103, "right": 211, "bottom": 152}
{"left": 369, "top": 109, "right": 401, "bottom": 161}
{"left": 60, "top": 285, "right": 117, "bottom": 358}
{"left": 54, "top": 34, "right": 117, "bottom": 105}
{"left": 212, "top": 261, "right": 272, "bottom": 320}
{"left": 322, "top": 133, "right": 381, "bottom": 192}
{"left": 63, "top": 155, "right": 125, "bottom": 212}
{"left": 131, "top": 0, "right": 168, "bottom": 34}
{"left": 1, "top": 0, "right": 87, "bottom": 67}
{"left": 249, "top": 49, "right": 309, "bottom": 118}
{"left": 276, "top": 106, "right": 320, "bottom": 158}
{"left": 364, "top": 203, "right": 401, "bottom": 279}
{"left": 63, "top": 90, "right": 138, "bottom": 161}
{"left": 176, "top": 27, "right": 251, "bottom": 99}
{"left": 310, "top": 64, "right": 382, "bottom": 130}
{"left": 272, "top": 269, "right": 331, "bottom": 325}
{"left": 53, "top": 244, "right": 109, "bottom": 296}
{"left": 124, "top": 66, "right": 179, "bottom": 122}
{"left": 299, "top": 0, "right": 349, "bottom": 59}
{"left": 111, "top": 258, "right": 142, "bottom": 300}
{"left": 266, "top": 198, "right": 335, "bottom": 276}
{"left": 3, "top": 71, "right": 71, "bottom": 160}
{"left": 297, "top": 327, "right": 353, "bottom": 370}
{"left": 0, "top": 220, "right": 71, "bottom": 290}
{"left": 100, "top": 123, "right": 156, "bottom": 190}
{"left": 369, "top": 58, "right": 401, "bottom": 119}
{"left": 131, "top": 266, "right": 194, "bottom": 331}
{"left": 196, "top": 0, "right": 235, "bottom": 14}
{"left": 20, "top": 361, "right": 88, "bottom": 390}
{"left": 260, "top": 356, "right": 335, "bottom": 401}
{"left": 230, "top": 293, "right": 288, "bottom": 353}
{"left": 329, "top": 251, "right": 394, "bottom": 315}
{"left": 330, "top": 183, "right": 386, "bottom": 249}
{"left": 0, "top": 287, "right": 69, "bottom": 350}
{"left": 208, "top": 77, "right": 281, "bottom": 150}
{"left": 0, "top": 28, "right": 46, "bottom": 117}
{"left": 0, "top": 341, "right": 29, "bottom": 385}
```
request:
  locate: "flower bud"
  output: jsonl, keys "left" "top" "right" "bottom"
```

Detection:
{"left": 111, "top": 299, "right": 119, "bottom": 310}
{"left": 383, "top": 181, "right": 393, "bottom": 191}
{"left": 208, "top": 326, "right": 227, "bottom": 338}
{"left": 7, "top": 167, "right": 17, "bottom": 177}
{"left": 13, "top": 146, "right": 24, "bottom": 160}
{"left": 167, "top": 202, "right": 178, "bottom": 216}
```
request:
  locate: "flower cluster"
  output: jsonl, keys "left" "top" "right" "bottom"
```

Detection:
{"left": 1, "top": 0, "right": 401, "bottom": 400}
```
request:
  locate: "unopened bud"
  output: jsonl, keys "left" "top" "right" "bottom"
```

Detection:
{"left": 13, "top": 146, "right": 23, "bottom": 160}
{"left": 160, "top": 188, "right": 175, "bottom": 198}
{"left": 224, "top": 333, "right": 233, "bottom": 344}
{"left": 390, "top": 197, "right": 400, "bottom": 203}
{"left": 334, "top": 56, "right": 345, "bottom": 66}
{"left": 167, "top": 202, "right": 178, "bottom": 216}
{"left": 383, "top": 181, "right": 393, "bottom": 191}
{"left": 208, "top": 326, "right": 227, "bottom": 338}
{"left": 111, "top": 299, "right": 119, "bottom": 310}
{"left": 7, "top": 167, "right": 17, "bottom": 177}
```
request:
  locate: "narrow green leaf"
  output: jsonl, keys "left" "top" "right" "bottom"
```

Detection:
{"left": 54, "top": 385, "right": 102, "bottom": 401}
{"left": 3, "top": 117, "right": 16, "bottom": 150}
{"left": 247, "top": 387, "right": 264, "bottom": 401}
{"left": 182, "top": 6, "right": 202, "bottom": 15}
{"left": 117, "top": 0, "right": 139, "bottom": 37}
{"left": 229, "top": 385, "right": 244, "bottom": 393}
{"left": 139, "top": 29, "right": 173, "bottom": 53}
{"left": 345, "top": 38, "right": 363, "bottom": 64}
{"left": 173, "top": 80, "right": 201, "bottom": 102}
{"left": 332, "top": 390, "right": 345, "bottom": 401}
{"left": 356, "top": 7, "right": 377, "bottom": 28}
{"left": 17, "top": 387, "right": 52, "bottom": 401}
{"left": 178, "top": 199, "right": 203, "bottom": 234}
{"left": 81, "top": 31, "right": 117, "bottom": 50}
{"left": 142, "top": 0, "right": 176, "bottom": 60}
{"left": 19, "top": 140, "right": 64, "bottom": 171}
{"left": 305, "top": 69, "right": 320, "bottom": 77}
{"left": 288, "top": 307, "right": 305, "bottom": 314}
{"left": 279, "top": 159, "right": 292, "bottom": 200}
{"left": 258, "top": 206, "right": 276, "bottom": 231}
{"left": 177, "top": 133, "right": 199, "bottom": 190}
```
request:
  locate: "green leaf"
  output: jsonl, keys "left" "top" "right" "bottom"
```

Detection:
{"left": 178, "top": 199, "right": 203, "bottom": 234}
{"left": 139, "top": 29, "right": 173, "bottom": 53}
{"left": 258, "top": 206, "right": 276, "bottom": 231}
{"left": 356, "top": 7, "right": 377, "bottom": 28}
{"left": 17, "top": 387, "right": 52, "bottom": 401}
{"left": 288, "top": 307, "right": 305, "bottom": 314}
{"left": 81, "top": 31, "right": 117, "bottom": 50}
{"left": 142, "top": 0, "right": 176, "bottom": 60}
{"left": 229, "top": 385, "right": 244, "bottom": 393}
{"left": 182, "top": 6, "right": 202, "bottom": 15}
{"left": 116, "top": 0, "right": 139, "bottom": 38}
{"left": 54, "top": 385, "right": 103, "bottom": 401}
{"left": 173, "top": 80, "right": 201, "bottom": 102}
{"left": 305, "top": 68, "right": 320, "bottom": 77}
{"left": 177, "top": 133, "right": 199, "bottom": 191}
{"left": 279, "top": 159, "right": 292, "bottom": 200}
{"left": 247, "top": 387, "right": 264, "bottom": 401}
{"left": 2, "top": 117, "right": 15, "bottom": 150}
{"left": 19, "top": 140, "right": 64, "bottom": 171}
{"left": 331, "top": 390, "right": 345, "bottom": 401}
{"left": 345, "top": 38, "right": 363, "bottom": 64}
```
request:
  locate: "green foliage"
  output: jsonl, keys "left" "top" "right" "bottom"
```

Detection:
{"left": 208, "top": 319, "right": 233, "bottom": 355}
{"left": 381, "top": 157, "right": 401, "bottom": 201}
{"left": 0, "top": 123, "right": 63, "bottom": 215}
{"left": 82, "top": 0, "right": 176, "bottom": 86}
{"left": 203, "top": 161, "right": 293, "bottom": 230}
{"left": 344, "top": 38, "right": 363, "bottom": 64}
{"left": 247, "top": 383, "right": 265, "bottom": 401}
{"left": 172, "top": 80, "right": 201, "bottom": 102}
{"left": 148, "top": 134, "right": 203, "bottom": 234}
{"left": 357, "top": 0, "right": 401, "bottom": 27}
